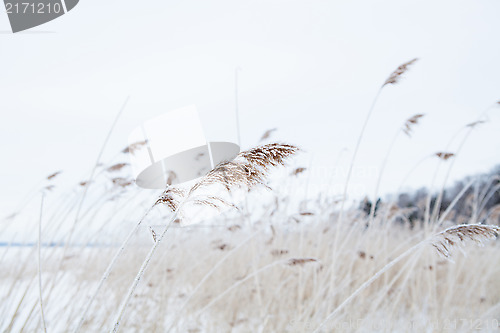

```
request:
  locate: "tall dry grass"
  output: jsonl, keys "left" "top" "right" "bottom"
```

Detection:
{"left": 1, "top": 59, "right": 499, "bottom": 332}
{"left": 2, "top": 209, "right": 499, "bottom": 332}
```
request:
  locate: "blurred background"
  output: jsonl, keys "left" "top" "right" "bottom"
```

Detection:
{"left": 1, "top": 0, "right": 499, "bottom": 214}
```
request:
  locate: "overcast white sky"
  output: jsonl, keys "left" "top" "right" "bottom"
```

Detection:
{"left": 1, "top": 0, "right": 499, "bottom": 214}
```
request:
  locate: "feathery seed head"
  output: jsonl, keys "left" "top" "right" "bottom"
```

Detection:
{"left": 403, "top": 114, "right": 425, "bottom": 137}
{"left": 431, "top": 224, "right": 499, "bottom": 258}
{"left": 383, "top": 58, "right": 418, "bottom": 87}
{"left": 435, "top": 152, "right": 455, "bottom": 160}
{"left": 107, "top": 163, "right": 128, "bottom": 172}
{"left": 122, "top": 140, "right": 148, "bottom": 154}
{"left": 47, "top": 171, "right": 62, "bottom": 180}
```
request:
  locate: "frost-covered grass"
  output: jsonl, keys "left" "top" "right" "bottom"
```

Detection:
{"left": 2, "top": 196, "right": 500, "bottom": 332}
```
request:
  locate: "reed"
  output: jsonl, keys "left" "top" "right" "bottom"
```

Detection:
{"left": 110, "top": 143, "right": 299, "bottom": 332}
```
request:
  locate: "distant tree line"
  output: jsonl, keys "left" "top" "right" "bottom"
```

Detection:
{"left": 360, "top": 164, "right": 500, "bottom": 227}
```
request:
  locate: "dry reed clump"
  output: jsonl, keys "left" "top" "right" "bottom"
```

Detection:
{"left": 3, "top": 193, "right": 500, "bottom": 332}
{"left": 104, "top": 143, "right": 300, "bottom": 332}
{"left": 3, "top": 56, "right": 499, "bottom": 331}
{"left": 156, "top": 143, "right": 299, "bottom": 213}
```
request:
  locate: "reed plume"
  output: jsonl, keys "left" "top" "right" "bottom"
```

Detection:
{"left": 291, "top": 167, "right": 306, "bottom": 176}
{"left": 260, "top": 128, "right": 277, "bottom": 141}
{"left": 107, "top": 163, "right": 128, "bottom": 172}
{"left": 111, "top": 143, "right": 299, "bottom": 332}
{"left": 383, "top": 58, "right": 419, "bottom": 86}
{"left": 287, "top": 258, "right": 318, "bottom": 266}
{"left": 435, "top": 152, "right": 455, "bottom": 160}
{"left": 121, "top": 140, "right": 147, "bottom": 154}
{"left": 46, "top": 171, "right": 62, "bottom": 180}
{"left": 403, "top": 114, "right": 424, "bottom": 137}
{"left": 156, "top": 143, "right": 299, "bottom": 213}
{"left": 155, "top": 187, "right": 185, "bottom": 211}
{"left": 148, "top": 226, "right": 157, "bottom": 243}
{"left": 337, "top": 57, "right": 419, "bottom": 232}
{"left": 431, "top": 224, "right": 500, "bottom": 258}
{"left": 111, "top": 178, "right": 133, "bottom": 188}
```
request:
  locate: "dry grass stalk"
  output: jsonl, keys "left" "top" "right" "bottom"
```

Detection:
{"left": 260, "top": 128, "right": 277, "bottom": 141}
{"left": 164, "top": 143, "right": 300, "bottom": 210}
{"left": 38, "top": 194, "right": 47, "bottom": 333}
{"left": 435, "top": 152, "right": 455, "bottom": 160}
{"left": 217, "top": 244, "right": 229, "bottom": 251}
{"left": 111, "top": 178, "right": 133, "bottom": 188}
{"left": 165, "top": 171, "right": 178, "bottom": 185}
{"left": 466, "top": 120, "right": 486, "bottom": 128}
{"left": 403, "top": 114, "right": 424, "bottom": 136}
{"left": 153, "top": 144, "right": 299, "bottom": 228}
{"left": 155, "top": 187, "right": 186, "bottom": 211}
{"left": 148, "top": 227, "right": 157, "bottom": 243}
{"left": 227, "top": 224, "right": 241, "bottom": 232}
{"left": 313, "top": 224, "right": 499, "bottom": 332}
{"left": 291, "top": 167, "right": 306, "bottom": 176}
{"left": 111, "top": 144, "right": 299, "bottom": 331}
{"left": 46, "top": 171, "right": 62, "bottom": 180}
{"left": 107, "top": 163, "right": 128, "bottom": 172}
{"left": 191, "top": 195, "right": 238, "bottom": 211}
{"left": 271, "top": 249, "right": 289, "bottom": 256}
{"left": 43, "top": 185, "right": 54, "bottom": 192}
{"left": 337, "top": 57, "right": 418, "bottom": 237}
{"left": 287, "top": 258, "right": 318, "bottom": 266}
{"left": 383, "top": 58, "right": 418, "bottom": 86}
{"left": 122, "top": 140, "right": 147, "bottom": 154}
{"left": 430, "top": 224, "right": 500, "bottom": 258}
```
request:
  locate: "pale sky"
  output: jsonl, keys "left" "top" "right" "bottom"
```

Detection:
{"left": 1, "top": 0, "right": 500, "bottom": 215}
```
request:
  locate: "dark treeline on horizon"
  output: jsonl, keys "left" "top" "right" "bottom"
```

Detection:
{"left": 361, "top": 164, "right": 500, "bottom": 227}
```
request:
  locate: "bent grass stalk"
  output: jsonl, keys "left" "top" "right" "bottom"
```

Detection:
{"left": 67, "top": 96, "right": 129, "bottom": 247}
{"left": 329, "top": 59, "right": 418, "bottom": 312}
{"left": 111, "top": 209, "right": 180, "bottom": 332}
{"left": 478, "top": 182, "right": 500, "bottom": 217}
{"left": 111, "top": 143, "right": 299, "bottom": 331}
{"left": 431, "top": 102, "right": 497, "bottom": 224}
{"left": 35, "top": 97, "right": 131, "bottom": 327}
{"left": 371, "top": 114, "right": 424, "bottom": 225}
{"left": 328, "top": 88, "right": 382, "bottom": 314}
{"left": 369, "top": 127, "right": 401, "bottom": 225}
{"left": 437, "top": 178, "right": 475, "bottom": 225}
{"left": 74, "top": 205, "right": 154, "bottom": 333}
{"left": 38, "top": 193, "right": 47, "bottom": 333}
